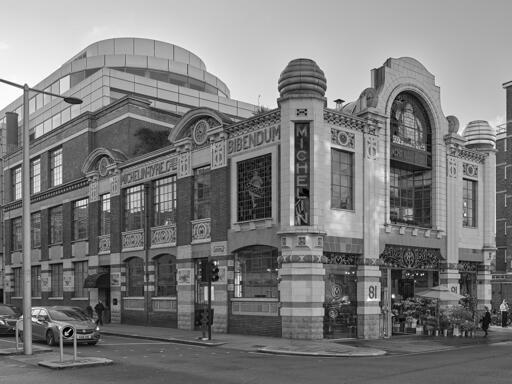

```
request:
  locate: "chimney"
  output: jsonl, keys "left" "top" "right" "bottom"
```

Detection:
{"left": 334, "top": 99, "right": 344, "bottom": 111}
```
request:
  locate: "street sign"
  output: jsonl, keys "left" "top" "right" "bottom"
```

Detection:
{"left": 62, "top": 326, "right": 74, "bottom": 339}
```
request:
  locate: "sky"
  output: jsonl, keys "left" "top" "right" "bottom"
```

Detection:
{"left": 0, "top": 0, "right": 511, "bottom": 131}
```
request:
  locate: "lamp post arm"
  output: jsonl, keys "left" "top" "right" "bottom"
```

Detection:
{"left": 0, "top": 78, "right": 81, "bottom": 103}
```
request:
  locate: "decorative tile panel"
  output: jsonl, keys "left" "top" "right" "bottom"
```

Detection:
{"left": 98, "top": 235, "right": 111, "bottom": 254}
{"left": 122, "top": 229, "right": 144, "bottom": 250}
{"left": 191, "top": 218, "right": 211, "bottom": 243}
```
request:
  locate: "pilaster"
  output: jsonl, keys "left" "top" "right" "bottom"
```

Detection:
{"left": 278, "top": 230, "right": 325, "bottom": 339}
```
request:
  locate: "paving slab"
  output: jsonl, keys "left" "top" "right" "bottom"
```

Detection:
{"left": 0, "top": 345, "right": 52, "bottom": 355}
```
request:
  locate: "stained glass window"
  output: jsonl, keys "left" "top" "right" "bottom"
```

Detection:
{"left": 237, "top": 154, "right": 272, "bottom": 221}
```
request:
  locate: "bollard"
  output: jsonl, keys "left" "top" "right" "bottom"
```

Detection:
{"left": 73, "top": 327, "right": 77, "bottom": 362}
{"left": 59, "top": 326, "right": 64, "bottom": 362}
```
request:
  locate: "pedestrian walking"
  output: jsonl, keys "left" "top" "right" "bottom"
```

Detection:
{"left": 480, "top": 306, "right": 491, "bottom": 336}
{"left": 500, "top": 299, "right": 509, "bottom": 327}
{"left": 94, "top": 300, "right": 105, "bottom": 326}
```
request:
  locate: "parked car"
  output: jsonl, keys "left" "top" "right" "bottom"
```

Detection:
{"left": 0, "top": 304, "right": 21, "bottom": 335}
{"left": 21, "top": 306, "right": 100, "bottom": 346}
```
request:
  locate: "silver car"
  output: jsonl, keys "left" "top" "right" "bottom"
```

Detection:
{"left": 26, "top": 306, "right": 100, "bottom": 346}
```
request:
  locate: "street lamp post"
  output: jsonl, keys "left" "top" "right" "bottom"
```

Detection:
{"left": 0, "top": 78, "right": 81, "bottom": 355}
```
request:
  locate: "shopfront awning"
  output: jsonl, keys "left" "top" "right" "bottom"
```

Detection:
{"left": 83, "top": 273, "right": 110, "bottom": 289}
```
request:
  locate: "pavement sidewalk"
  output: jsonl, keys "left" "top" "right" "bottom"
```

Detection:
{"left": 98, "top": 323, "right": 512, "bottom": 357}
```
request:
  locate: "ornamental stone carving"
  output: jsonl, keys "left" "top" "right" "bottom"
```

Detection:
{"left": 151, "top": 225, "right": 176, "bottom": 247}
{"left": 211, "top": 139, "right": 227, "bottom": 169}
{"left": 380, "top": 245, "right": 441, "bottom": 269}
{"left": 98, "top": 235, "right": 111, "bottom": 254}
{"left": 178, "top": 151, "right": 192, "bottom": 179}
{"left": 331, "top": 128, "right": 355, "bottom": 149}
{"left": 277, "top": 254, "right": 327, "bottom": 264}
{"left": 447, "top": 156, "right": 458, "bottom": 178}
{"left": 122, "top": 229, "right": 144, "bottom": 250}
{"left": 462, "top": 162, "right": 478, "bottom": 178}
{"left": 89, "top": 179, "right": 99, "bottom": 202}
{"left": 192, "top": 219, "right": 211, "bottom": 243}
{"left": 365, "top": 135, "right": 377, "bottom": 160}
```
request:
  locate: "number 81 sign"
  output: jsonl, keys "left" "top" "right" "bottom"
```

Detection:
{"left": 368, "top": 284, "right": 380, "bottom": 301}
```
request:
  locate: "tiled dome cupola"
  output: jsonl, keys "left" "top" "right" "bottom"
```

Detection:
{"left": 278, "top": 58, "right": 327, "bottom": 98}
{"left": 462, "top": 120, "right": 496, "bottom": 150}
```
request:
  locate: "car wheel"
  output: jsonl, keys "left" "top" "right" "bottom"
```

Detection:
{"left": 87, "top": 341, "right": 98, "bottom": 346}
{"left": 46, "top": 330, "right": 56, "bottom": 346}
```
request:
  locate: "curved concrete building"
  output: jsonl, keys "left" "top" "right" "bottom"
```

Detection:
{"left": 0, "top": 38, "right": 255, "bottom": 147}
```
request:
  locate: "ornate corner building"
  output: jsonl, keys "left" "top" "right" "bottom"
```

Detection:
{"left": 0, "top": 40, "right": 496, "bottom": 339}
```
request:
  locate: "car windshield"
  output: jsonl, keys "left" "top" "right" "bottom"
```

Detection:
{"left": 48, "top": 309, "right": 89, "bottom": 321}
{"left": 0, "top": 306, "right": 18, "bottom": 316}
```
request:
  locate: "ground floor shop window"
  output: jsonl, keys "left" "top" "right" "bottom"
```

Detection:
{"left": 234, "top": 246, "right": 278, "bottom": 298}
{"left": 126, "top": 257, "right": 144, "bottom": 297}
{"left": 155, "top": 254, "right": 176, "bottom": 296}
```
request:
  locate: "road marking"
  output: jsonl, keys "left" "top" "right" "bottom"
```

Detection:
{"left": 100, "top": 342, "right": 171, "bottom": 346}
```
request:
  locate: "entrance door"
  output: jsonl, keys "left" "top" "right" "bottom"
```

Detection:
{"left": 323, "top": 273, "right": 357, "bottom": 338}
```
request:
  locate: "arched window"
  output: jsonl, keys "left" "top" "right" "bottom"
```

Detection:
{"left": 390, "top": 93, "right": 431, "bottom": 152}
{"left": 155, "top": 254, "right": 176, "bottom": 296}
{"left": 234, "top": 246, "right": 278, "bottom": 298}
{"left": 389, "top": 92, "right": 433, "bottom": 227}
{"left": 126, "top": 257, "right": 144, "bottom": 297}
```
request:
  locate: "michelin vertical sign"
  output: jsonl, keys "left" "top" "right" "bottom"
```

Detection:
{"left": 295, "top": 122, "right": 310, "bottom": 225}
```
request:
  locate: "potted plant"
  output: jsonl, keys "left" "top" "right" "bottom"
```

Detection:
{"left": 439, "top": 312, "right": 450, "bottom": 337}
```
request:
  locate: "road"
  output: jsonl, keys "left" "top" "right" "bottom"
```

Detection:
{"left": 1, "top": 334, "right": 511, "bottom": 384}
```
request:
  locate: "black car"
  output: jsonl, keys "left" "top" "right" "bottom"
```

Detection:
{"left": 0, "top": 304, "right": 21, "bottom": 335}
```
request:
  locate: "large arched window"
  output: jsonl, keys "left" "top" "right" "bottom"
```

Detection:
{"left": 234, "top": 246, "right": 278, "bottom": 298}
{"left": 155, "top": 254, "right": 176, "bottom": 296}
{"left": 389, "top": 92, "right": 432, "bottom": 227}
{"left": 126, "top": 257, "right": 144, "bottom": 297}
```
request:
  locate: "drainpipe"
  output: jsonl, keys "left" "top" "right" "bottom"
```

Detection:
{"left": 144, "top": 183, "right": 151, "bottom": 325}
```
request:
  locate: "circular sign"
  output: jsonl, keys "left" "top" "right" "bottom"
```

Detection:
{"left": 62, "top": 326, "right": 74, "bottom": 339}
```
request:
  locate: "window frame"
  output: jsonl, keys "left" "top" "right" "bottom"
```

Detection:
{"left": 126, "top": 258, "right": 144, "bottom": 297}
{"left": 153, "top": 176, "right": 177, "bottom": 226}
{"left": 331, "top": 149, "right": 354, "bottom": 210}
{"left": 31, "top": 212, "right": 41, "bottom": 248}
{"left": 72, "top": 198, "right": 89, "bottom": 241}
{"left": 49, "top": 205, "right": 63, "bottom": 244}
{"left": 12, "top": 166, "right": 22, "bottom": 200}
{"left": 234, "top": 246, "right": 279, "bottom": 299}
{"left": 154, "top": 254, "right": 177, "bottom": 297}
{"left": 73, "top": 261, "right": 88, "bottom": 298}
{"left": 100, "top": 193, "right": 111, "bottom": 236}
{"left": 50, "top": 147, "right": 63, "bottom": 187}
{"left": 193, "top": 166, "right": 211, "bottom": 220}
{"left": 124, "top": 185, "right": 145, "bottom": 231}
{"left": 50, "top": 263, "right": 63, "bottom": 298}
{"left": 11, "top": 217, "right": 22, "bottom": 251}
{"left": 30, "top": 157, "right": 41, "bottom": 194}
{"left": 31, "top": 265, "right": 41, "bottom": 298}
{"left": 463, "top": 178, "right": 478, "bottom": 228}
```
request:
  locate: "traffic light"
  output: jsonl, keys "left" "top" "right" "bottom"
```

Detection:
{"left": 210, "top": 261, "right": 220, "bottom": 282}
{"left": 199, "top": 259, "right": 208, "bottom": 283}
